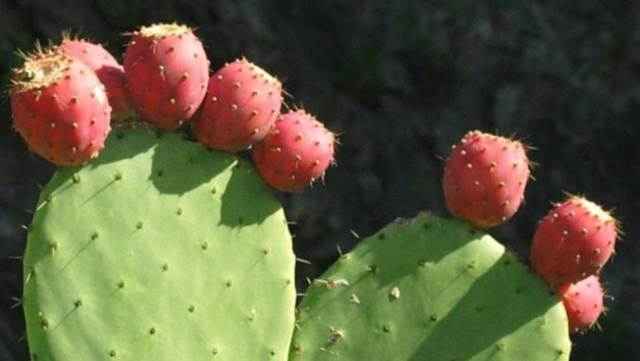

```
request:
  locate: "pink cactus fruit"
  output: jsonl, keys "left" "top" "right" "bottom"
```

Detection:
{"left": 557, "top": 275, "right": 605, "bottom": 334}
{"left": 191, "top": 58, "right": 283, "bottom": 152}
{"left": 530, "top": 196, "right": 618, "bottom": 285}
{"left": 252, "top": 110, "right": 336, "bottom": 192}
{"left": 10, "top": 50, "right": 111, "bottom": 166}
{"left": 442, "top": 130, "right": 531, "bottom": 229}
{"left": 123, "top": 23, "right": 209, "bottom": 129}
{"left": 58, "top": 37, "right": 136, "bottom": 122}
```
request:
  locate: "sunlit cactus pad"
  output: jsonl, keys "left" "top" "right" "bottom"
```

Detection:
{"left": 290, "top": 215, "right": 571, "bottom": 361}
{"left": 22, "top": 128, "right": 296, "bottom": 361}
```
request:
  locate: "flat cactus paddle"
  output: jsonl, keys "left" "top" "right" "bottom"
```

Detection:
{"left": 290, "top": 214, "right": 571, "bottom": 361}
{"left": 22, "top": 128, "right": 296, "bottom": 361}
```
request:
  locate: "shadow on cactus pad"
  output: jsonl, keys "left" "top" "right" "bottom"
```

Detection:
{"left": 22, "top": 128, "right": 296, "bottom": 361}
{"left": 290, "top": 215, "right": 571, "bottom": 361}
{"left": 148, "top": 131, "right": 234, "bottom": 195}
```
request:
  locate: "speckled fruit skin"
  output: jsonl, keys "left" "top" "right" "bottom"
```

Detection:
{"left": 10, "top": 52, "right": 111, "bottom": 166}
{"left": 59, "top": 39, "right": 136, "bottom": 122}
{"left": 123, "top": 23, "right": 209, "bottom": 129}
{"left": 252, "top": 110, "right": 336, "bottom": 192}
{"left": 557, "top": 275, "right": 605, "bottom": 334}
{"left": 530, "top": 196, "right": 617, "bottom": 286}
{"left": 443, "top": 130, "right": 530, "bottom": 229}
{"left": 191, "top": 58, "right": 283, "bottom": 152}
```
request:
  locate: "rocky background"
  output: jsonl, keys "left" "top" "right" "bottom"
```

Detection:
{"left": 1, "top": 0, "right": 639, "bottom": 360}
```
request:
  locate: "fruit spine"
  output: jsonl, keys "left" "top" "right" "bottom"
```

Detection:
{"left": 10, "top": 50, "right": 111, "bottom": 166}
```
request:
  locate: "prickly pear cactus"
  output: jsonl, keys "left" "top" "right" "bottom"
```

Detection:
{"left": 22, "top": 128, "right": 296, "bottom": 361}
{"left": 290, "top": 214, "right": 571, "bottom": 361}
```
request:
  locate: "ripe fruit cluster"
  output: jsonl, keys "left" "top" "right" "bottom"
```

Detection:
{"left": 9, "top": 23, "right": 336, "bottom": 193}
{"left": 443, "top": 130, "right": 618, "bottom": 334}
{"left": 531, "top": 196, "right": 616, "bottom": 333}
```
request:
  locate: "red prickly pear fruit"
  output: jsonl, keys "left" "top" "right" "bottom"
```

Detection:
{"left": 123, "top": 23, "right": 209, "bottom": 129}
{"left": 557, "top": 275, "right": 605, "bottom": 334}
{"left": 58, "top": 37, "right": 136, "bottom": 122}
{"left": 530, "top": 196, "right": 618, "bottom": 285}
{"left": 10, "top": 51, "right": 111, "bottom": 166}
{"left": 252, "top": 110, "right": 336, "bottom": 192}
{"left": 191, "top": 58, "right": 283, "bottom": 151}
{"left": 442, "top": 130, "right": 531, "bottom": 229}
{"left": 58, "top": 37, "right": 120, "bottom": 69}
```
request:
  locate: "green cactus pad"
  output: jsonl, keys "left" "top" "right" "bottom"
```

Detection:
{"left": 23, "top": 128, "right": 296, "bottom": 361}
{"left": 290, "top": 214, "right": 571, "bottom": 361}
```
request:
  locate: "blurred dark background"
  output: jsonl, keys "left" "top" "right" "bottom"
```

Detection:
{"left": 1, "top": 0, "right": 639, "bottom": 360}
